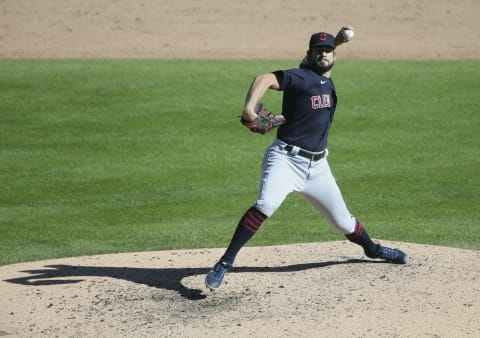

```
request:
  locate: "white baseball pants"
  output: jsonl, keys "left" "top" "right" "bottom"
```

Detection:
{"left": 253, "top": 139, "right": 356, "bottom": 234}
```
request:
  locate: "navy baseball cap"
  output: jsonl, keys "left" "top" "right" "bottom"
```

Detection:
{"left": 309, "top": 32, "right": 336, "bottom": 49}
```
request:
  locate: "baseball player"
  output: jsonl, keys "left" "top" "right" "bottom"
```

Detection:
{"left": 206, "top": 26, "right": 409, "bottom": 290}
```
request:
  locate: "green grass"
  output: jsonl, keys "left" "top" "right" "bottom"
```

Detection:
{"left": 1, "top": 59, "right": 479, "bottom": 265}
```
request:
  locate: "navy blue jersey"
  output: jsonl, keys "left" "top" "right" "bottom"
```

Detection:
{"left": 275, "top": 63, "right": 337, "bottom": 153}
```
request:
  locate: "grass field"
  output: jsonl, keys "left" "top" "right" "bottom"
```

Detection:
{"left": 1, "top": 59, "right": 479, "bottom": 265}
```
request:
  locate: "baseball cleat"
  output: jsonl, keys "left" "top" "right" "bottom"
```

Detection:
{"left": 205, "top": 260, "right": 231, "bottom": 290}
{"left": 373, "top": 245, "right": 409, "bottom": 264}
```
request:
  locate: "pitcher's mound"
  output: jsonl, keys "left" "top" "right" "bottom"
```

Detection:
{"left": 1, "top": 241, "right": 479, "bottom": 337}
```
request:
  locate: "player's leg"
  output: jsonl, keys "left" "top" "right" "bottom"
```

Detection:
{"left": 206, "top": 141, "right": 303, "bottom": 289}
{"left": 300, "top": 157, "right": 408, "bottom": 263}
{"left": 204, "top": 206, "right": 267, "bottom": 290}
{"left": 345, "top": 219, "right": 409, "bottom": 263}
{"left": 300, "top": 156, "right": 356, "bottom": 234}
{"left": 224, "top": 141, "right": 301, "bottom": 263}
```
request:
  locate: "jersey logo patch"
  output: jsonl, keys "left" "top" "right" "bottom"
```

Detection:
{"left": 311, "top": 95, "right": 331, "bottom": 109}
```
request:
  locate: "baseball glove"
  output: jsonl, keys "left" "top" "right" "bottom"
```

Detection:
{"left": 240, "top": 103, "right": 286, "bottom": 135}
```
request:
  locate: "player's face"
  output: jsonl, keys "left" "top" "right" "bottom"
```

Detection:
{"left": 312, "top": 46, "right": 335, "bottom": 67}
{"left": 308, "top": 46, "right": 336, "bottom": 74}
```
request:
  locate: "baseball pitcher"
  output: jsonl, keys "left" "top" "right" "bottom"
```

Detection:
{"left": 206, "top": 26, "right": 409, "bottom": 290}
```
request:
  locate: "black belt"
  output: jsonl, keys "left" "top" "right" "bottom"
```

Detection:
{"left": 285, "top": 145, "right": 325, "bottom": 161}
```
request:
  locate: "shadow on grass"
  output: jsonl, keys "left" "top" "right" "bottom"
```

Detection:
{"left": 4, "top": 259, "right": 378, "bottom": 300}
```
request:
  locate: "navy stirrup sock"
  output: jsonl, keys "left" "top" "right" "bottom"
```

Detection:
{"left": 221, "top": 207, "right": 267, "bottom": 265}
{"left": 345, "top": 220, "right": 380, "bottom": 258}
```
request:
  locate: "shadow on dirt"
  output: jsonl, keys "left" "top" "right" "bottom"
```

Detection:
{"left": 4, "top": 259, "right": 377, "bottom": 300}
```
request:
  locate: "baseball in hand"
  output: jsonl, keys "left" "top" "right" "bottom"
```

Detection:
{"left": 343, "top": 29, "right": 355, "bottom": 40}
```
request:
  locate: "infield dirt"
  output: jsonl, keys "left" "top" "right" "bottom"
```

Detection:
{"left": 1, "top": 0, "right": 479, "bottom": 337}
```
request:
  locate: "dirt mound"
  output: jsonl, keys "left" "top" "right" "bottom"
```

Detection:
{"left": 1, "top": 241, "right": 479, "bottom": 337}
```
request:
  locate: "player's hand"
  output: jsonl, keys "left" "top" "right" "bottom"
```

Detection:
{"left": 335, "top": 25, "right": 355, "bottom": 46}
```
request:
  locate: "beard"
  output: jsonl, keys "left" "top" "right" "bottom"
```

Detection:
{"left": 307, "top": 53, "right": 335, "bottom": 74}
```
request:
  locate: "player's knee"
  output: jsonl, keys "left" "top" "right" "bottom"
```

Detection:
{"left": 253, "top": 201, "right": 279, "bottom": 218}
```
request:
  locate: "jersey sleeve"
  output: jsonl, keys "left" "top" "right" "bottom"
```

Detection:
{"left": 274, "top": 69, "right": 309, "bottom": 91}
{"left": 272, "top": 71, "right": 284, "bottom": 88}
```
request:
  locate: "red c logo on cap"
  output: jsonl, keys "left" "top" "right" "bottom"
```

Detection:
{"left": 320, "top": 33, "right": 327, "bottom": 41}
